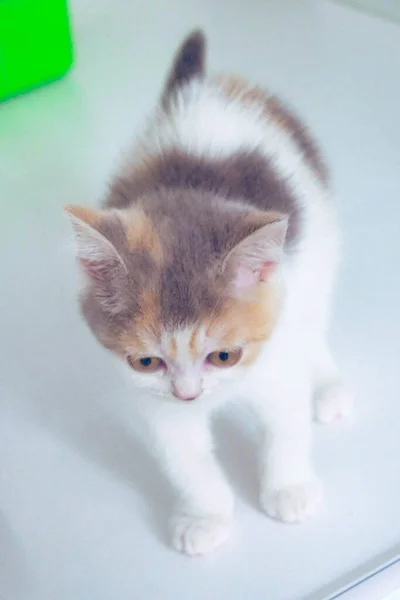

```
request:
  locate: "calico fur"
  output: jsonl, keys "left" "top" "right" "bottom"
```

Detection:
{"left": 66, "top": 30, "right": 353, "bottom": 556}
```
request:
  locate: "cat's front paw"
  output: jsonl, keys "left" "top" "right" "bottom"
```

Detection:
{"left": 261, "top": 479, "right": 323, "bottom": 524}
{"left": 315, "top": 383, "right": 354, "bottom": 424}
{"left": 170, "top": 513, "right": 233, "bottom": 556}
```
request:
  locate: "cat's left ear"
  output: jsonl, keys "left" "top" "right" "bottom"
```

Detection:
{"left": 225, "top": 218, "right": 288, "bottom": 293}
{"left": 64, "top": 205, "right": 127, "bottom": 283}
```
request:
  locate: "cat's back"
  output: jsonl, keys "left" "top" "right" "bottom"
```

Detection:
{"left": 108, "top": 31, "right": 331, "bottom": 251}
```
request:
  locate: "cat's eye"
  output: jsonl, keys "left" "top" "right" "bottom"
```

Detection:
{"left": 127, "top": 356, "right": 165, "bottom": 373}
{"left": 206, "top": 349, "right": 243, "bottom": 368}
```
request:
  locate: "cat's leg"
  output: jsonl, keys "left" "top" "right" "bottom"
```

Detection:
{"left": 150, "top": 407, "right": 234, "bottom": 555}
{"left": 313, "top": 340, "right": 354, "bottom": 424}
{"left": 251, "top": 366, "right": 322, "bottom": 523}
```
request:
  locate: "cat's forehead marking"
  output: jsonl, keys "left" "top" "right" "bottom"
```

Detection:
{"left": 162, "top": 326, "right": 207, "bottom": 362}
{"left": 175, "top": 329, "right": 194, "bottom": 362}
{"left": 169, "top": 336, "right": 178, "bottom": 360}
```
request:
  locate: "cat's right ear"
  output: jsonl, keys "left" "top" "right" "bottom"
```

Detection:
{"left": 162, "top": 30, "right": 206, "bottom": 107}
{"left": 224, "top": 217, "right": 288, "bottom": 296}
{"left": 64, "top": 205, "right": 127, "bottom": 284}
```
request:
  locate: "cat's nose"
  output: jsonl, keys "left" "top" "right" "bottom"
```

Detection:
{"left": 171, "top": 382, "right": 201, "bottom": 401}
{"left": 172, "top": 389, "right": 199, "bottom": 402}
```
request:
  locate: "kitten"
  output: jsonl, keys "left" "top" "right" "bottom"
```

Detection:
{"left": 66, "top": 31, "right": 353, "bottom": 555}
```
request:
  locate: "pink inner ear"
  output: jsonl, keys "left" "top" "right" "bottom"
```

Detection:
{"left": 259, "top": 260, "right": 277, "bottom": 282}
{"left": 80, "top": 258, "right": 116, "bottom": 282}
{"left": 234, "top": 261, "right": 277, "bottom": 288}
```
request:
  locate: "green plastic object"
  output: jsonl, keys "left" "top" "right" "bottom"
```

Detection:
{"left": 0, "top": 0, "right": 73, "bottom": 102}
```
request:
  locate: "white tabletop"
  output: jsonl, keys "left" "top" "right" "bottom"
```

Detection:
{"left": 0, "top": 1, "right": 400, "bottom": 599}
{"left": 336, "top": 561, "right": 400, "bottom": 600}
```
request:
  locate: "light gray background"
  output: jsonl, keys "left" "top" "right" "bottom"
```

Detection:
{"left": 0, "top": 1, "right": 399, "bottom": 598}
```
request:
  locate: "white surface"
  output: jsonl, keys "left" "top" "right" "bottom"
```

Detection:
{"left": 334, "top": 561, "right": 400, "bottom": 600}
{"left": 336, "top": 0, "right": 400, "bottom": 23}
{"left": 0, "top": 1, "right": 400, "bottom": 599}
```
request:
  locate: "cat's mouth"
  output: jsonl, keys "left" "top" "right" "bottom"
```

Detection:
{"left": 171, "top": 391, "right": 199, "bottom": 402}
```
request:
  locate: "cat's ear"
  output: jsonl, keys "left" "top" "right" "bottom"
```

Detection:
{"left": 64, "top": 205, "right": 127, "bottom": 284}
{"left": 162, "top": 30, "right": 206, "bottom": 107}
{"left": 225, "top": 218, "right": 288, "bottom": 293}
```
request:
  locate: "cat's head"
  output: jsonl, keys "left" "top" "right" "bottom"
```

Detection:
{"left": 66, "top": 190, "right": 287, "bottom": 402}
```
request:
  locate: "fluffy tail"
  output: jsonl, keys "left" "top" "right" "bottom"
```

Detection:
{"left": 162, "top": 30, "right": 206, "bottom": 107}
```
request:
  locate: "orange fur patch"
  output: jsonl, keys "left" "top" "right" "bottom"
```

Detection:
{"left": 136, "top": 286, "right": 161, "bottom": 338}
{"left": 205, "top": 284, "right": 282, "bottom": 362}
{"left": 244, "top": 210, "right": 286, "bottom": 230}
{"left": 264, "top": 96, "right": 307, "bottom": 139}
{"left": 214, "top": 74, "right": 328, "bottom": 184}
{"left": 169, "top": 336, "right": 178, "bottom": 360}
{"left": 117, "top": 326, "right": 152, "bottom": 358}
{"left": 110, "top": 286, "right": 161, "bottom": 357}
{"left": 215, "top": 74, "right": 306, "bottom": 138}
{"left": 123, "top": 208, "right": 164, "bottom": 265}
{"left": 189, "top": 329, "right": 198, "bottom": 359}
{"left": 214, "top": 74, "right": 274, "bottom": 121}
{"left": 64, "top": 205, "right": 102, "bottom": 227}
{"left": 116, "top": 330, "right": 147, "bottom": 358}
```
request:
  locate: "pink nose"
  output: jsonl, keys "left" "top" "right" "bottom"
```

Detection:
{"left": 172, "top": 388, "right": 199, "bottom": 402}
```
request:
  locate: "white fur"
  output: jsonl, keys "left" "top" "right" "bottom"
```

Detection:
{"left": 116, "top": 77, "right": 353, "bottom": 555}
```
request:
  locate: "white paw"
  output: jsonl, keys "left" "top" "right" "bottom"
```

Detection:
{"left": 315, "top": 383, "right": 354, "bottom": 424}
{"left": 171, "top": 513, "right": 233, "bottom": 556}
{"left": 261, "top": 479, "right": 323, "bottom": 524}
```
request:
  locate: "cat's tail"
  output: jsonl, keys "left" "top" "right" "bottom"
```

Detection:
{"left": 161, "top": 30, "right": 206, "bottom": 108}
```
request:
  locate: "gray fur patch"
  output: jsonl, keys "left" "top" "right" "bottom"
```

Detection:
{"left": 106, "top": 148, "right": 301, "bottom": 327}
{"left": 109, "top": 149, "right": 301, "bottom": 244}
{"left": 266, "top": 95, "right": 329, "bottom": 185}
